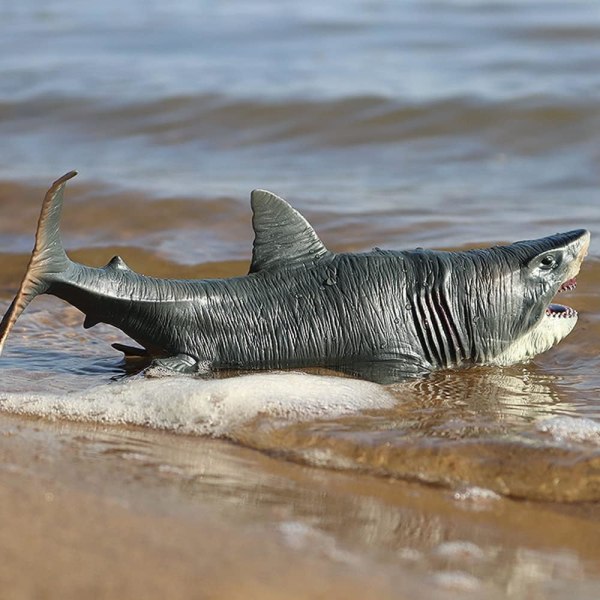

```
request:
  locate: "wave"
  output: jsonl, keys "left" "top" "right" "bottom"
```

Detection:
{"left": 0, "top": 372, "right": 396, "bottom": 436}
{"left": 1, "top": 369, "right": 600, "bottom": 502}
{"left": 3, "top": 93, "right": 599, "bottom": 151}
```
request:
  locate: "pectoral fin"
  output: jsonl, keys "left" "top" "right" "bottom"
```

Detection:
{"left": 111, "top": 343, "right": 150, "bottom": 357}
{"left": 145, "top": 353, "right": 206, "bottom": 376}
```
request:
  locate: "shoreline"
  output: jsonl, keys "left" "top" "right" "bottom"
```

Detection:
{"left": 1, "top": 413, "right": 599, "bottom": 599}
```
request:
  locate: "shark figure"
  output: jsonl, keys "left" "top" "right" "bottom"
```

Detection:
{"left": 0, "top": 172, "right": 590, "bottom": 383}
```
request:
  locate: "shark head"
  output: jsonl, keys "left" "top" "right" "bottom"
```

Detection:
{"left": 452, "top": 229, "right": 590, "bottom": 366}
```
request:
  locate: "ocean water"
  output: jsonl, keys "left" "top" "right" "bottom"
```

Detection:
{"left": 0, "top": 0, "right": 599, "bottom": 250}
{"left": 1, "top": 1, "right": 600, "bottom": 597}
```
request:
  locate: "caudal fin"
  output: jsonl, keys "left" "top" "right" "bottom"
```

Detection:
{"left": 0, "top": 171, "right": 77, "bottom": 355}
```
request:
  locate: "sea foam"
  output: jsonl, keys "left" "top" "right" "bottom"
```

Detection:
{"left": 536, "top": 416, "right": 600, "bottom": 445}
{"left": 0, "top": 372, "right": 395, "bottom": 437}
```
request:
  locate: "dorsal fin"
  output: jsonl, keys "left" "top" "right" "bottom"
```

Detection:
{"left": 106, "top": 255, "right": 130, "bottom": 271}
{"left": 249, "top": 190, "right": 330, "bottom": 273}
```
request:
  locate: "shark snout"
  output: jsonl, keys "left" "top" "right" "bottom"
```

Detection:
{"left": 563, "top": 229, "right": 590, "bottom": 281}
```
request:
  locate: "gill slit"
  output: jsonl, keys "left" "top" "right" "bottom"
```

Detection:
{"left": 423, "top": 291, "right": 454, "bottom": 367}
{"left": 415, "top": 292, "right": 444, "bottom": 367}
{"left": 425, "top": 291, "right": 456, "bottom": 367}
{"left": 409, "top": 299, "right": 433, "bottom": 365}
{"left": 461, "top": 304, "right": 478, "bottom": 362}
{"left": 434, "top": 289, "right": 468, "bottom": 363}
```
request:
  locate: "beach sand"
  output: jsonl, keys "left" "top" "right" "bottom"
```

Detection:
{"left": 0, "top": 415, "right": 417, "bottom": 600}
{"left": 2, "top": 412, "right": 600, "bottom": 599}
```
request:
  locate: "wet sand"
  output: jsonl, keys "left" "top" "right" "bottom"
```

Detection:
{"left": 2, "top": 414, "right": 600, "bottom": 600}
{"left": 0, "top": 425, "right": 403, "bottom": 600}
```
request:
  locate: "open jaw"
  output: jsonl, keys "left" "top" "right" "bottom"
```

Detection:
{"left": 491, "top": 265, "right": 585, "bottom": 367}
{"left": 545, "top": 277, "right": 578, "bottom": 320}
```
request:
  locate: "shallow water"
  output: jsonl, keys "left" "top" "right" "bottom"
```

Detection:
{"left": 1, "top": 0, "right": 600, "bottom": 597}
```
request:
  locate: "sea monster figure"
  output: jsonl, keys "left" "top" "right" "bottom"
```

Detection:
{"left": 0, "top": 172, "right": 590, "bottom": 383}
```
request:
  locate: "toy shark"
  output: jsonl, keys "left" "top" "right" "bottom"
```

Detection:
{"left": 0, "top": 172, "right": 590, "bottom": 383}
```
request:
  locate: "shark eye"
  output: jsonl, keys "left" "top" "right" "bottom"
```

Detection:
{"left": 527, "top": 251, "right": 564, "bottom": 275}
{"left": 539, "top": 254, "right": 558, "bottom": 270}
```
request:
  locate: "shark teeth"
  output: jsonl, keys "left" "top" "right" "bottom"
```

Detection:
{"left": 558, "top": 277, "right": 577, "bottom": 293}
{"left": 545, "top": 304, "right": 577, "bottom": 318}
{"left": 545, "top": 276, "right": 579, "bottom": 318}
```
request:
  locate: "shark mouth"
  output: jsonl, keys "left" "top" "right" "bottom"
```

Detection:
{"left": 546, "top": 277, "right": 578, "bottom": 319}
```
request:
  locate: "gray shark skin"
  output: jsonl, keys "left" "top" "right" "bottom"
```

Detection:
{"left": 0, "top": 172, "right": 591, "bottom": 383}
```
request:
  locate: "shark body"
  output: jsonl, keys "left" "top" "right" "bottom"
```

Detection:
{"left": 0, "top": 173, "right": 590, "bottom": 382}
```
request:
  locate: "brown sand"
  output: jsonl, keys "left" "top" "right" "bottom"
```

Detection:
{"left": 2, "top": 413, "right": 600, "bottom": 600}
{"left": 0, "top": 415, "right": 423, "bottom": 600}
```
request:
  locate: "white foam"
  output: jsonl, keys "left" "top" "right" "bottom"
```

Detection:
{"left": 0, "top": 372, "right": 395, "bottom": 437}
{"left": 278, "top": 521, "right": 361, "bottom": 566}
{"left": 432, "top": 541, "right": 488, "bottom": 564}
{"left": 431, "top": 571, "right": 482, "bottom": 593}
{"left": 452, "top": 486, "right": 501, "bottom": 503}
{"left": 536, "top": 416, "right": 600, "bottom": 445}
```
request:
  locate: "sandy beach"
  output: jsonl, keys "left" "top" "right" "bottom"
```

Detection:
{"left": 2, "top": 411, "right": 600, "bottom": 599}
{"left": 0, "top": 415, "right": 415, "bottom": 600}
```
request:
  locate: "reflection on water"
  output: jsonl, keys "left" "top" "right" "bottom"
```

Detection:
{"left": 32, "top": 420, "right": 598, "bottom": 599}
{"left": 232, "top": 367, "right": 600, "bottom": 502}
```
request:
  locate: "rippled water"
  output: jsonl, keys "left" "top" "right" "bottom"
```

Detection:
{"left": 1, "top": 1, "right": 600, "bottom": 597}
{"left": 1, "top": 1, "right": 599, "bottom": 249}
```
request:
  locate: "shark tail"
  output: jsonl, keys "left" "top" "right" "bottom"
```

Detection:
{"left": 0, "top": 171, "right": 77, "bottom": 355}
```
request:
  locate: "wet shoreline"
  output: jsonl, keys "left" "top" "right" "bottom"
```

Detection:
{"left": 0, "top": 415, "right": 412, "bottom": 600}
{"left": 1, "top": 413, "right": 599, "bottom": 599}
